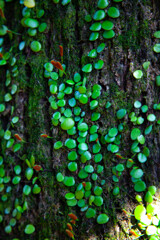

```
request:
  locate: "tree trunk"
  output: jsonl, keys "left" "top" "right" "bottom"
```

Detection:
{"left": 1, "top": 0, "right": 160, "bottom": 239}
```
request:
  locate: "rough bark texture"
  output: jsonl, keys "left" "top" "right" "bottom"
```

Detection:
{"left": 1, "top": 0, "right": 160, "bottom": 239}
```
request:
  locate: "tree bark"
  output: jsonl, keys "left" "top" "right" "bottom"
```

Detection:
{"left": 1, "top": 0, "right": 160, "bottom": 239}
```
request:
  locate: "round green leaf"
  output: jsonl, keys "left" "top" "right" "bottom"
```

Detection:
{"left": 56, "top": 172, "right": 64, "bottom": 182}
{"left": 153, "top": 44, "right": 160, "bottom": 53}
{"left": 24, "top": 224, "right": 35, "bottom": 234}
{"left": 116, "top": 109, "right": 127, "bottom": 119}
{"left": 97, "top": 214, "right": 109, "bottom": 224}
{"left": 86, "top": 208, "right": 96, "bottom": 218}
{"left": 82, "top": 64, "right": 92, "bottom": 73}
{"left": 30, "top": 41, "right": 41, "bottom": 52}
{"left": 61, "top": 118, "right": 75, "bottom": 130}
{"left": 107, "top": 7, "right": 120, "bottom": 18}
{"left": 93, "top": 10, "right": 106, "bottom": 21}
{"left": 134, "top": 205, "right": 146, "bottom": 220}
{"left": 98, "top": 0, "right": 109, "bottom": 9}
{"left": 133, "top": 70, "right": 143, "bottom": 79}
{"left": 63, "top": 176, "right": 75, "bottom": 186}
{"left": 23, "top": 185, "right": 31, "bottom": 195}
{"left": 134, "top": 181, "right": 146, "bottom": 192}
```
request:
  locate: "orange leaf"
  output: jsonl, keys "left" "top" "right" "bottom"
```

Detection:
{"left": 128, "top": 158, "right": 134, "bottom": 163}
{"left": 68, "top": 213, "right": 78, "bottom": 221}
{"left": 82, "top": 182, "right": 86, "bottom": 187}
{"left": 0, "top": 8, "right": 5, "bottom": 19}
{"left": 51, "top": 60, "right": 63, "bottom": 71}
{"left": 33, "top": 165, "right": 42, "bottom": 171}
{"left": 40, "top": 134, "right": 48, "bottom": 138}
{"left": 129, "top": 230, "right": 139, "bottom": 237}
{"left": 65, "top": 229, "right": 74, "bottom": 239}
{"left": 70, "top": 220, "right": 76, "bottom": 225}
{"left": 14, "top": 134, "right": 22, "bottom": 141}
{"left": 67, "top": 223, "right": 73, "bottom": 231}
{"left": 0, "top": 53, "right": 3, "bottom": 58}
{"left": 59, "top": 45, "right": 63, "bottom": 57}
{"left": 115, "top": 154, "right": 123, "bottom": 159}
{"left": 147, "top": 213, "right": 152, "bottom": 220}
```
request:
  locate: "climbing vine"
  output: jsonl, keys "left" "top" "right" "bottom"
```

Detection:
{"left": 0, "top": 0, "right": 160, "bottom": 239}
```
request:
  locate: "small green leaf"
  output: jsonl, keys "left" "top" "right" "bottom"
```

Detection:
{"left": 30, "top": 41, "right": 41, "bottom": 52}
{"left": 147, "top": 114, "right": 156, "bottom": 122}
{"left": 107, "top": 7, "right": 120, "bottom": 18}
{"left": 24, "top": 224, "right": 35, "bottom": 234}
{"left": 133, "top": 70, "right": 143, "bottom": 79}
{"left": 116, "top": 109, "right": 127, "bottom": 119}
{"left": 97, "top": 214, "right": 109, "bottom": 224}
{"left": 134, "top": 181, "right": 146, "bottom": 192}
{"left": 97, "top": 0, "right": 109, "bottom": 9}
{"left": 134, "top": 205, "right": 146, "bottom": 220}
{"left": 82, "top": 64, "right": 92, "bottom": 73}
{"left": 23, "top": 185, "right": 31, "bottom": 195}
{"left": 153, "top": 44, "right": 160, "bottom": 53}
{"left": 93, "top": 10, "right": 106, "bottom": 21}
